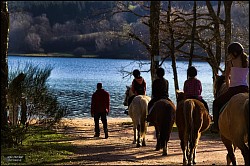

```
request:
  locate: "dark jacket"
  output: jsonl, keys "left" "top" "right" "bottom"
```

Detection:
{"left": 91, "top": 89, "right": 110, "bottom": 115}
{"left": 152, "top": 78, "right": 169, "bottom": 98}
{"left": 131, "top": 77, "right": 146, "bottom": 95}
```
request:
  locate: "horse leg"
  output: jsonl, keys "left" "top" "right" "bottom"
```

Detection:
{"left": 160, "top": 131, "right": 167, "bottom": 156}
{"left": 236, "top": 139, "right": 249, "bottom": 165}
{"left": 188, "top": 141, "right": 194, "bottom": 165}
{"left": 161, "top": 126, "right": 169, "bottom": 156}
{"left": 155, "top": 126, "right": 161, "bottom": 151}
{"left": 141, "top": 122, "right": 146, "bottom": 146}
{"left": 192, "top": 132, "right": 201, "bottom": 165}
{"left": 142, "top": 137, "right": 146, "bottom": 146}
{"left": 132, "top": 125, "right": 136, "bottom": 144}
{"left": 221, "top": 135, "right": 236, "bottom": 165}
{"left": 180, "top": 138, "right": 188, "bottom": 165}
{"left": 136, "top": 124, "right": 141, "bottom": 147}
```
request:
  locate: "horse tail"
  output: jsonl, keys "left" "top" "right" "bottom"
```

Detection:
{"left": 183, "top": 100, "right": 195, "bottom": 148}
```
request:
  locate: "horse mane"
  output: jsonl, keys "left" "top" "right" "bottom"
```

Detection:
{"left": 176, "top": 90, "right": 185, "bottom": 103}
{"left": 213, "top": 75, "right": 227, "bottom": 98}
{"left": 126, "top": 85, "right": 135, "bottom": 97}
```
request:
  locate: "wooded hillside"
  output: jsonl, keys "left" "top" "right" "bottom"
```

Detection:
{"left": 8, "top": 1, "right": 249, "bottom": 59}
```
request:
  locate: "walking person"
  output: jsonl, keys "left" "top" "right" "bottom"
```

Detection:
{"left": 91, "top": 83, "right": 110, "bottom": 138}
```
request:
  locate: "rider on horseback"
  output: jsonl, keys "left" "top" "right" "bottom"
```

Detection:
{"left": 124, "top": 69, "right": 146, "bottom": 115}
{"left": 128, "top": 69, "right": 146, "bottom": 106}
{"left": 147, "top": 67, "right": 172, "bottom": 123}
{"left": 183, "top": 66, "right": 210, "bottom": 112}
{"left": 211, "top": 42, "right": 249, "bottom": 133}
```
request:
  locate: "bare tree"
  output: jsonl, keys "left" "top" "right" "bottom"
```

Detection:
{"left": 1, "top": 1, "right": 9, "bottom": 134}
{"left": 149, "top": 1, "right": 161, "bottom": 83}
{"left": 188, "top": 1, "right": 197, "bottom": 68}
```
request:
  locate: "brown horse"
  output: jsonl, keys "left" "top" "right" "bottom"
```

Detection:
{"left": 176, "top": 90, "right": 211, "bottom": 165}
{"left": 147, "top": 99, "right": 176, "bottom": 156}
{"left": 214, "top": 75, "right": 249, "bottom": 165}
{"left": 123, "top": 85, "right": 151, "bottom": 147}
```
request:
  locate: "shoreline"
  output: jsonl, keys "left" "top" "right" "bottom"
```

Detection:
{"left": 59, "top": 117, "right": 132, "bottom": 124}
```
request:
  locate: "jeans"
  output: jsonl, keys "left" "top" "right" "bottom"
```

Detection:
{"left": 94, "top": 112, "right": 108, "bottom": 135}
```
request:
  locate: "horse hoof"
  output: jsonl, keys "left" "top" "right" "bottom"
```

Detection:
{"left": 142, "top": 143, "right": 146, "bottom": 146}
{"left": 155, "top": 147, "right": 160, "bottom": 151}
{"left": 136, "top": 144, "right": 141, "bottom": 148}
{"left": 162, "top": 152, "right": 167, "bottom": 156}
{"left": 183, "top": 160, "right": 188, "bottom": 165}
{"left": 162, "top": 148, "right": 168, "bottom": 156}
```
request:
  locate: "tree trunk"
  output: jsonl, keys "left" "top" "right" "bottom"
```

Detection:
{"left": 167, "top": 1, "right": 179, "bottom": 100}
{"left": 1, "top": 1, "right": 9, "bottom": 131}
{"left": 223, "top": 1, "right": 232, "bottom": 71}
{"left": 188, "top": 0, "right": 197, "bottom": 70}
{"left": 206, "top": 1, "right": 222, "bottom": 73}
{"left": 149, "top": 1, "right": 161, "bottom": 88}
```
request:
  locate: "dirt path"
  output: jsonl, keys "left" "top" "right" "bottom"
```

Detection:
{"left": 55, "top": 118, "right": 244, "bottom": 165}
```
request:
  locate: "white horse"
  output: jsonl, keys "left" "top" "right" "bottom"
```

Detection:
{"left": 123, "top": 86, "right": 151, "bottom": 147}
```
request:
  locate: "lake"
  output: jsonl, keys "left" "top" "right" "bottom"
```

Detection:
{"left": 8, "top": 55, "right": 215, "bottom": 118}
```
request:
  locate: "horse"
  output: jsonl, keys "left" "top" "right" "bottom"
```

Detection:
{"left": 176, "top": 90, "right": 211, "bottom": 165}
{"left": 214, "top": 75, "right": 249, "bottom": 165}
{"left": 147, "top": 99, "right": 176, "bottom": 156}
{"left": 123, "top": 85, "right": 151, "bottom": 147}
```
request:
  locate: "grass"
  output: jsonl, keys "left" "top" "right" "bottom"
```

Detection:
{"left": 1, "top": 125, "right": 76, "bottom": 165}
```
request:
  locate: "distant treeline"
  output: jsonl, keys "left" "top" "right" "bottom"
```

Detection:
{"left": 7, "top": 1, "right": 248, "bottom": 59}
{"left": 8, "top": 1, "right": 148, "bottom": 59}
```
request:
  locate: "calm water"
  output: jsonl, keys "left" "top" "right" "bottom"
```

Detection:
{"left": 8, "top": 55, "right": 214, "bottom": 118}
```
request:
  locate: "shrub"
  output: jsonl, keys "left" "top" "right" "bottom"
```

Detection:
{"left": 5, "top": 62, "right": 68, "bottom": 147}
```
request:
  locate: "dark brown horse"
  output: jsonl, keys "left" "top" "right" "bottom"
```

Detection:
{"left": 176, "top": 90, "right": 211, "bottom": 165}
{"left": 214, "top": 75, "right": 249, "bottom": 165}
{"left": 147, "top": 99, "right": 176, "bottom": 156}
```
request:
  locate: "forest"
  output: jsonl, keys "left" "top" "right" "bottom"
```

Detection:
{"left": 7, "top": 1, "right": 249, "bottom": 60}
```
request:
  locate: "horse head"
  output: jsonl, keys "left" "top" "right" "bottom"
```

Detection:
{"left": 176, "top": 90, "right": 185, "bottom": 103}
{"left": 213, "top": 74, "right": 227, "bottom": 98}
{"left": 123, "top": 85, "right": 134, "bottom": 106}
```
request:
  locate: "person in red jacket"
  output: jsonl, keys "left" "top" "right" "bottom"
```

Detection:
{"left": 91, "top": 83, "right": 110, "bottom": 138}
